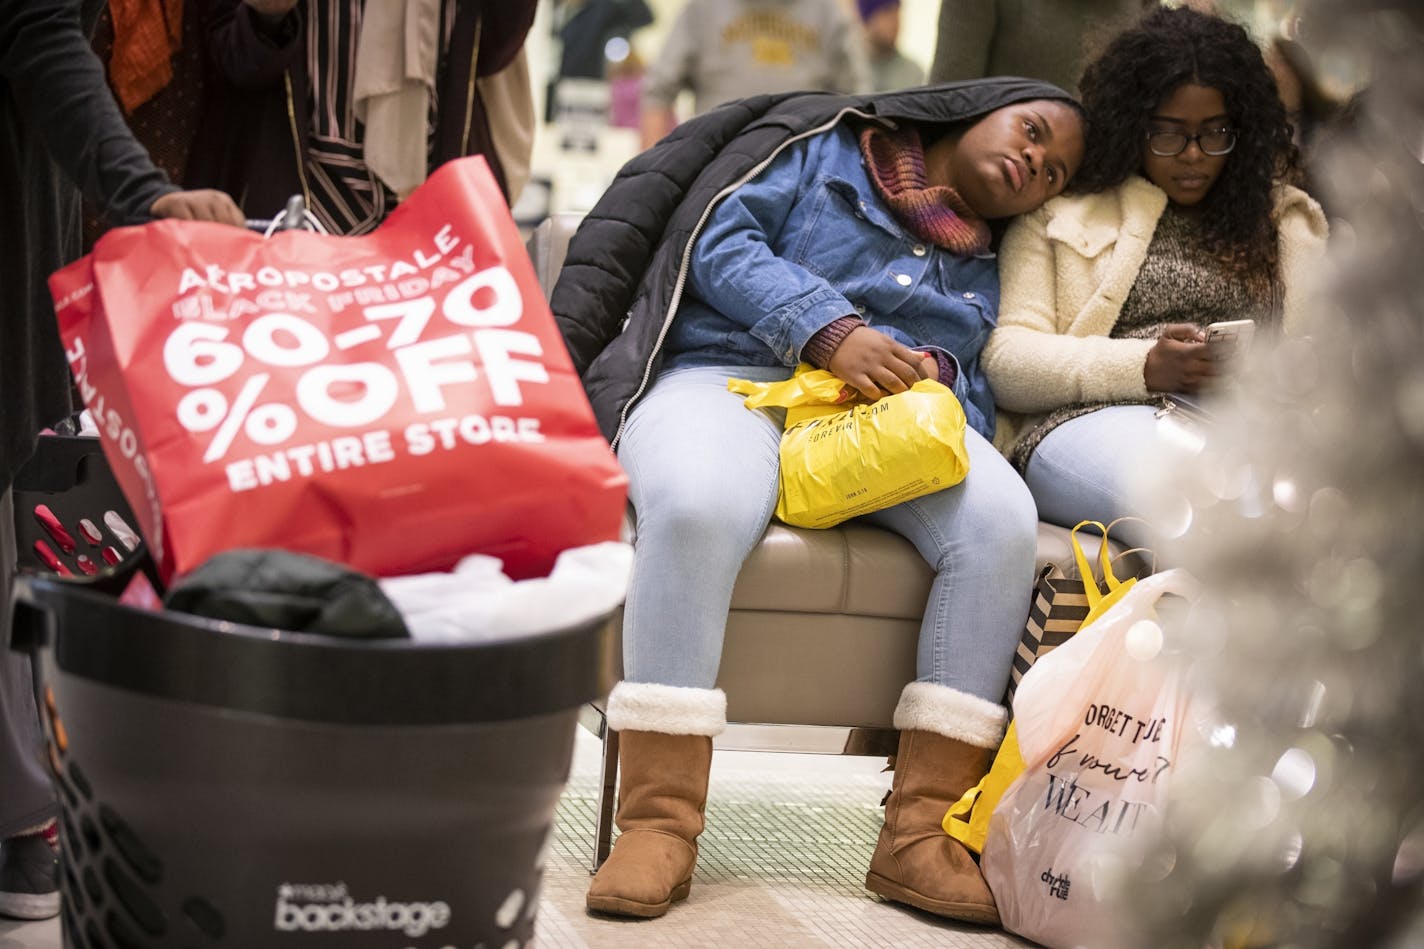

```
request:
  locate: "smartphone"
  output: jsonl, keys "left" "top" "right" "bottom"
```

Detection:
{"left": 1204, "top": 319, "right": 1255, "bottom": 369}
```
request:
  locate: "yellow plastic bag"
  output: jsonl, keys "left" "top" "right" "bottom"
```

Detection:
{"left": 728, "top": 364, "right": 970, "bottom": 529}
{"left": 942, "top": 520, "right": 1139, "bottom": 853}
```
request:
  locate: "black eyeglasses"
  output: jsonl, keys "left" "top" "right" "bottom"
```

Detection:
{"left": 1145, "top": 127, "right": 1237, "bottom": 157}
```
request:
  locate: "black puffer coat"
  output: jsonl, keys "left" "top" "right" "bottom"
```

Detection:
{"left": 550, "top": 76, "right": 1074, "bottom": 448}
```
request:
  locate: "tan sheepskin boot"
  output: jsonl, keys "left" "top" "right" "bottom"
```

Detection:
{"left": 585, "top": 682, "right": 725, "bottom": 918}
{"left": 865, "top": 681, "right": 1007, "bottom": 925}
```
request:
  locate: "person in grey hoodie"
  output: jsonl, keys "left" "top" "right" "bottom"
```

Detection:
{"left": 639, "top": 0, "right": 868, "bottom": 147}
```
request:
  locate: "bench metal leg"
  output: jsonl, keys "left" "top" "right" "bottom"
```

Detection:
{"left": 592, "top": 725, "right": 619, "bottom": 872}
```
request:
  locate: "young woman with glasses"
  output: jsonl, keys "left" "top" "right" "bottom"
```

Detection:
{"left": 980, "top": 5, "right": 1327, "bottom": 549}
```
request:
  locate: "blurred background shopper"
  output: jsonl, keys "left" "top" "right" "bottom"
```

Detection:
{"left": 638, "top": 0, "right": 868, "bottom": 147}
{"left": 858, "top": 0, "right": 922, "bottom": 92}
{"left": 930, "top": 0, "right": 1146, "bottom": 94}
{"left": 0, "top": 0, "right": 243, "bottom": 921}
{"left": 186, "top": 0, "right": 538, "bottom": 234}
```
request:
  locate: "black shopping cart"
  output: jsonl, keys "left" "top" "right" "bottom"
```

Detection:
{"left": 8, "top": 434, "right": 615, "bottom": 948}
{"left": 10, "top": 433, "right": 154, "bottom": 591}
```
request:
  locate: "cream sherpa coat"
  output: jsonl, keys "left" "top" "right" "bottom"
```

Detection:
{"left": 983, "top": 175, "right": 1328, "bottom": 454}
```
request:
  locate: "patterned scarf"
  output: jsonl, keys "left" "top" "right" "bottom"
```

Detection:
{"left": 108, "top": 0, "right": 184, "bottom": 112}
{"left": 858, "top": 125, "right": 991, "bottom": 256}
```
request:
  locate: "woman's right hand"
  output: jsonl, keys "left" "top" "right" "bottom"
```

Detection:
{"left": 826, "top": 326, "right": 930, "bottom": 401}
{"left": 1144, "top": 323, "right": 1213, "bottom": 393}
{"left": 150, "top": 190, "right": 246, "bottom": 227}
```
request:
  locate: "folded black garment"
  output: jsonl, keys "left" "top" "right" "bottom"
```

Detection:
{"left": 163, "top": 549, "right": 410, "bottom": 638}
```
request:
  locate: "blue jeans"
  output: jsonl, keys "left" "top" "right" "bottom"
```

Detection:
{"left": 617, "top": 366, "right": 1038, "bottom": 703}
{"left": 1022, "top": 405, "right": 1166, "bottom": 552}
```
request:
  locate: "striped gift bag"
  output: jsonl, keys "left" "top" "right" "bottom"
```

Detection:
{"left": 1005, "top": 519, "right": 1149, "bottom": 703}
{"left": 1005, "top": 565, "right": 1093, "bottom": 703}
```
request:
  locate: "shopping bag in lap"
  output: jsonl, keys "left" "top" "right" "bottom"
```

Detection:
{"left": 979, "top": 568, "right": 1205, "bottom": 949}
{"left": 49, "top": 156, "right": 628, "bottom": 583}
{"left": 943, "top": 520, "right": 1137, "bottom": 855}
{"left": 727, "top": 364, "right": 970, "bottom": 529}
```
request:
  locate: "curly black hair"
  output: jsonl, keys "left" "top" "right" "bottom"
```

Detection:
{"left": 1075, "top": 6, "right": 1301, "bottom": 287}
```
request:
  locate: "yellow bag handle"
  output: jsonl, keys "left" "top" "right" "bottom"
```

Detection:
{"left": 1070, "top": 519, "right": 1111, "bottom": 611}
{"left": 1069, "top": 515, "right": 1150, "bottom": 610}
{"left": 944, "top": 722, "right": 1024, "bottom": 851}
{"left": 725, "top": 364, "right": 846, "bottom": 409}
{"left": 728, "top": 364, "right": 954, "bottom": 429}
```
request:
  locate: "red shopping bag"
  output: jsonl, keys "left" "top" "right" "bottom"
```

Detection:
{"left": 49, "top": 157, "right": 626, "bottom": 584}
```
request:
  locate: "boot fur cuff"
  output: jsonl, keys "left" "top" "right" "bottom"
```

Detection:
{"left": 606, "top": 681, "right": 727, "bottom": 737}
{"left": 892, "top": 682, "right": 1006, "bottom": 749}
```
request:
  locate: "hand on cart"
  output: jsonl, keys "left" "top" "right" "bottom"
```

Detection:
{"left": 150, "top": 189, "right": 246, "bottom": 227}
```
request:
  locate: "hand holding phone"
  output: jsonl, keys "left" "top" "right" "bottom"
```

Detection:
{"left": 1204, "top": 319, "right": 1255, "bottom": 371}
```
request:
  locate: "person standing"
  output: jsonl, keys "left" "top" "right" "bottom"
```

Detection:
{"left": 187, "top": 0, "right": 539, "bottom": 234}
{"left": 858, "top": 0, "right": 923, "bottom": 92}
{"left": 553, "top": 0, "right": 654, "bottom": 82}
{"left": 638, "top": 0, "right": 868, "bottom": 148}
{"left": 0, "top": 0, "right": 244, "bottom": 921}
{"left": 930, "top": 0, "right": 1147, "bottom": 94}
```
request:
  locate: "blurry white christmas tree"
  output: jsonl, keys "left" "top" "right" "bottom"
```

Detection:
{"left": 1111, "top": 2, "right": 1424, "bottom": 947}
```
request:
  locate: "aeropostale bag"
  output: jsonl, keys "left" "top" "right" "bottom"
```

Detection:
{"left": 50, "top": 157, "right": 627, "bottom": 584}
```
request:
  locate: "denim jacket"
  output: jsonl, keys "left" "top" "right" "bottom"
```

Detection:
{"left": 665, "top": 122, "right": 1001, "bottom": 439}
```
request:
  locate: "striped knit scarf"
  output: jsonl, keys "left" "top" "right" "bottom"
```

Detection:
{"left": 858, "top": 125, "right": 991, "bottom": 256}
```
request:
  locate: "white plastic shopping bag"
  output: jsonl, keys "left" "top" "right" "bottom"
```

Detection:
{"left": 980, "top": 569, "right": 1206, "bottom": 948}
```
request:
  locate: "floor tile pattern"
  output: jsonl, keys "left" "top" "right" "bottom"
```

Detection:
{"left": 1, "top": 734, "right": 1036, "bottom": 949}
{"left": 534, "top": 738, "right": 1037, "bottom": 949}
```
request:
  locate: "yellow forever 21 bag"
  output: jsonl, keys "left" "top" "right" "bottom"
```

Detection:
{"left": 942, "top": 520, "right": 1139, "bottom": 853}
{"left": 727, "top": 364, "right": 970, "bottom": 529}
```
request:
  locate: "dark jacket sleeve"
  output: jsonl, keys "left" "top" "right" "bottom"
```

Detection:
{"left": 0, "top": 0, "right": 176, "bottom": 225}
{"left": 475, "top": 0, "right": 538, "bottom": 77}
{"left": 197, "top": 0, "right": 302, "bottom": 90}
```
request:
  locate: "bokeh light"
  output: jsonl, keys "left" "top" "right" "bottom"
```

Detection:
{"left": 1101, "top": 3, "right": 1424, "bottom": 946}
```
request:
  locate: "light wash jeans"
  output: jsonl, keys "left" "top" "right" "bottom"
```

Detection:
{"left": 1021, "top": 404, "right": 1165, "bottom": 552}
{"left": 616, "top": 366, "right": 1039, "bottom": 704}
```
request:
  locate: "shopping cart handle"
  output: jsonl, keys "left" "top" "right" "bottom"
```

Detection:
{"left": 248, "top": 195, "right": 327, "bottom": 236}
{"left": 277, "top": 194, "right": 307, "bottom": 231}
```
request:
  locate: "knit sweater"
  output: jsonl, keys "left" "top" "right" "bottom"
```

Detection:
{"left": 982, "top": 175, "right": 1328, "bottom": 458}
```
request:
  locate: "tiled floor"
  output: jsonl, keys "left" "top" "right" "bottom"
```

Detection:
{"left": 540, "top": 731, "right": 1035, "bottom": 949}
{"left": 0, "top": 729, "right": 1034, "bottom": 948}
{"left": 0, "top": 908, "right": 57, "bottom": 948}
